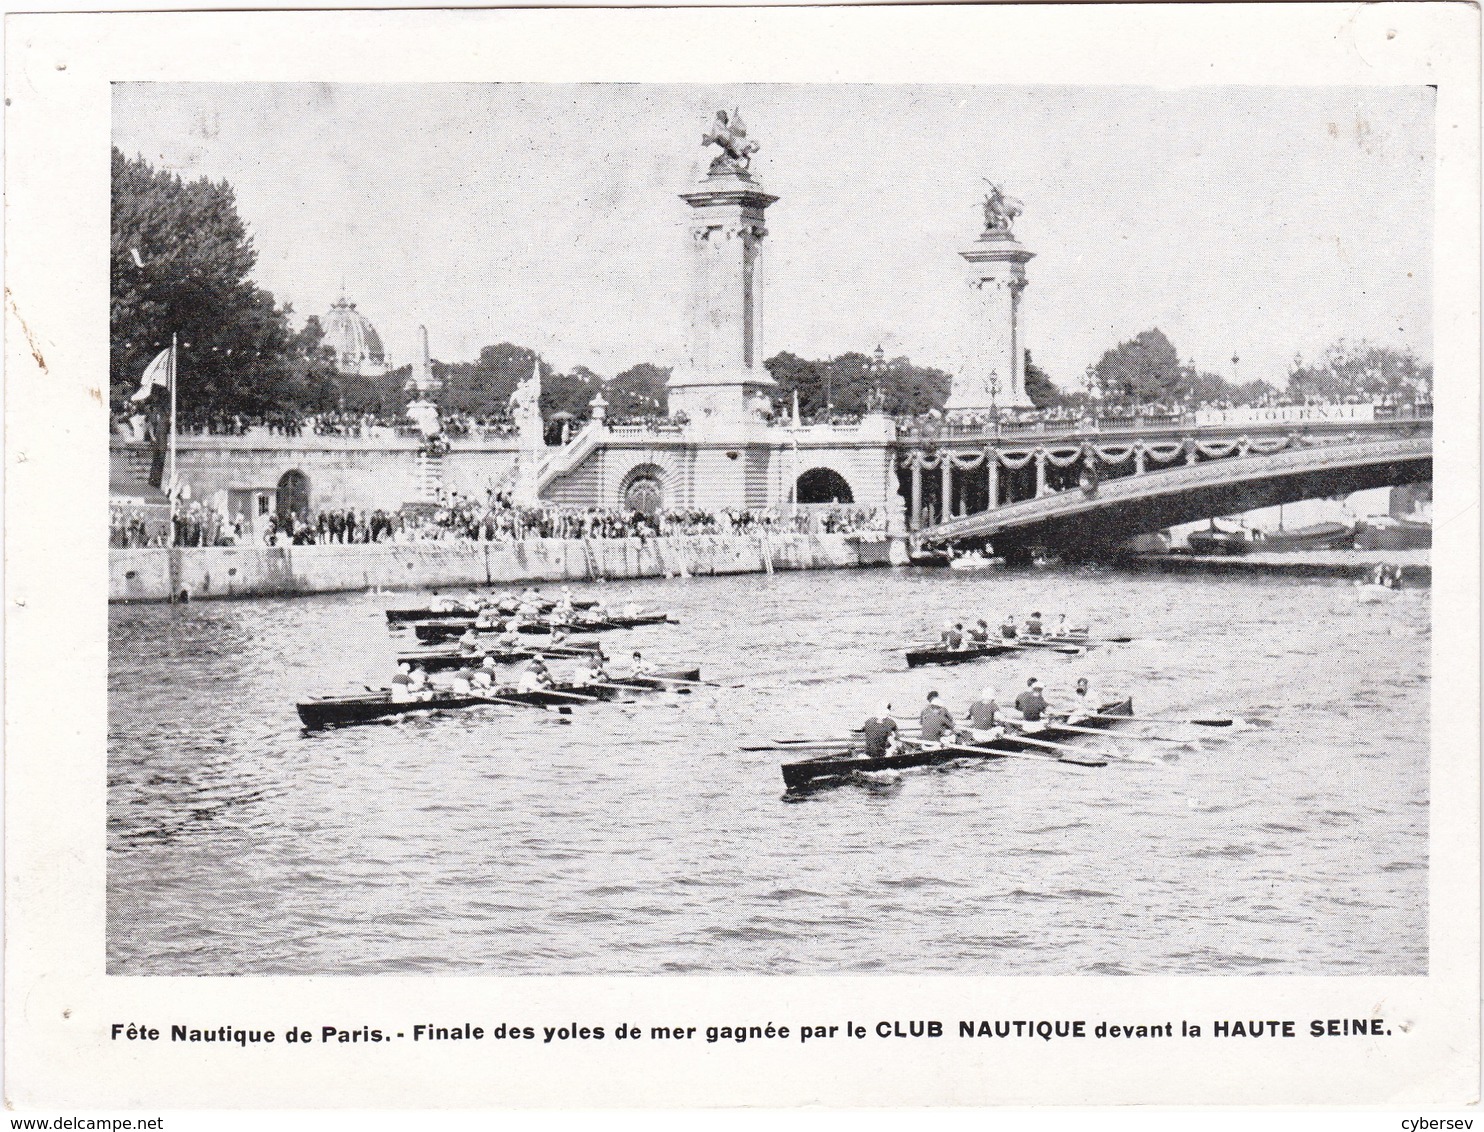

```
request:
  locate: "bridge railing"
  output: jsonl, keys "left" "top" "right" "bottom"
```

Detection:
{"left": 897, "top": 403, "right": 1431, "bottom": 445}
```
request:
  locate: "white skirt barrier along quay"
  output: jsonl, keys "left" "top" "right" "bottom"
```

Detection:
{"left": 109, "top": 533, "right": 894, "bottom": 603}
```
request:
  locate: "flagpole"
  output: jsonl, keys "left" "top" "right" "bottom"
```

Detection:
{"left": 168, "top": 333, "right": 178, "bottom": 526}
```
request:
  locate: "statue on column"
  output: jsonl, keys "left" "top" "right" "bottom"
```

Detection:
{"left": 701, "top": 109, "right": 760, "bottom": 175}
{"left": 508, "top": 358, "right": 545, "bottom": 505}
{"left": 980, "top": 179, "right": 1024, "bottom": 235}
{"left": 508, "top": 359, "right": 545, "bottom": 451}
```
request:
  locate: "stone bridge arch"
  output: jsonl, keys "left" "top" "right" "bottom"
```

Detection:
{"left": 795, "top": 465, "right": 856, "bottom": 505}
{"left": 610, "top": 456, "right": 680, "bottom": 516}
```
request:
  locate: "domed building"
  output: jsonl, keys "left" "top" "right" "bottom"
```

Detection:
{"left": 322, "top": 295, "right": 390, "bottom": 377}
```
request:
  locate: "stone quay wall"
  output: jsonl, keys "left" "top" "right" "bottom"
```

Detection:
{"left": 109, "top": 533, "right": 895, "bottom": 603}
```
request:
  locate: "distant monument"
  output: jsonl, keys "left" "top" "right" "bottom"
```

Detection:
{"left": 509, "top": 358, "right": 544, "bottom": 505}
{"left": 666, "top": 109, "right": 780, "bottom": 425}
{"left": 405, "top": 324, "right": 442, "bottom": 396}
{"left": 948, "top": 180, "right": 1036, "bottom": 412}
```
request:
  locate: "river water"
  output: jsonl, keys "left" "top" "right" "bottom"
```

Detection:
{"left": 108, "top": 565, "right": 1429, "bottom": 976}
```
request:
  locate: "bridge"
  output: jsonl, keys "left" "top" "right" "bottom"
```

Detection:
{"left": 902, "top": 407, "right": 1432, "bottom": 560}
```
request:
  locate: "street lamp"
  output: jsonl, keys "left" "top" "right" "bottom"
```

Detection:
{"left": 1081, "top": 364, "right": 1098, "bottom": 400}
{"left": 867, "top": 344, "right": 888, "bottom": 413}
{"left": 988, "top": 369, "right": 1000, "bottom": 416}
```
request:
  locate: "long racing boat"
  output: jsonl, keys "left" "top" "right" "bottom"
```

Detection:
{"left": 779, "top": 698, "right": 1133, "bottom": 791}
{"left": 386, "top": 598, "right": 598, "bottom": 624}
{"left": 297, "top": 667, "right": 701, "bottom": 730}
{"left": 412, "top": 612, "right": 674, "bottom": 643}
{"left": 394, "top": 640, "right": 603, "bottom": 672}
{"left": 904, "top": 631, "right": 1101, "bottom": 668}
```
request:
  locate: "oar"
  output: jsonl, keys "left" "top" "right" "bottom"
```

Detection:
{"left": 901, "top": 737, "right": 1104, "bottom": 768}
{"left": 587, "top": 680, "right": 692, "bottom": 697}
{"left": 744, "top": 741, "right": 855, "bottom": 753}
{"left": 1004, "top": 642, "right": 1085, "bottom": 656}
{"left": 999, "top": 730, "right": 1116, "bottom": 759}
{"left": 642, "top": 674, "right": 739, "bottom": 689}
{"left": 468, "top": 692, "right": 574, "bottom": 716}
{"left": 1131, "top": 715, "right": 1251, "bottom": 728}
{"left": 1049, "top": 721, "right": 1196, "bottom": 748}
{"left": 539, "top": 688, "right": 602, "bottom": 703}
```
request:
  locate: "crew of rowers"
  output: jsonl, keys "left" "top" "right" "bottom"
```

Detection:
{"left": 859, "top": 676, "right": 1100, "bottom": 758}
{"left": 428, "top": 585, "right": 643, "bottom": 627}
{"left": 389, "top": 649, "right": 658, "bottom": 702}
{"left": 938, "top": 611, "right": 1082, "bottom": 650}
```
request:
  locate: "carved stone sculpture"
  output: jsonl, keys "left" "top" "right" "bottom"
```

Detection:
{"left": 701, "top": 109, "right": 760, "bottom": 175}
{"left": 980, "top": 179, "right": 1025, "bottom": 234}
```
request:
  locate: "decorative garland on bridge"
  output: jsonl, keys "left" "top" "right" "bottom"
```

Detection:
{"left": 899, "top": 433, "right": 1297, "bottom": 471}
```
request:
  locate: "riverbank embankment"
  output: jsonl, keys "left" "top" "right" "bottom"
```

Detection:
{"left": 109, "top": 533, "right": 895, "bottom": 602}
{"left": 1130, "top": 548, "right": 1431, "bottom": 585}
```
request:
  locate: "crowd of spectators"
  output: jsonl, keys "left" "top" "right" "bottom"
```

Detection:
{"left": 897, "top": 390, "right": 1433, "bottom": 438}
{"left": 237, "top": 494, "right": 885, "bottom": 547}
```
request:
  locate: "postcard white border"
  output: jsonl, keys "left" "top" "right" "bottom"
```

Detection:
{"left": 4, "top": 2, "right": 1479, "bottom": 1111}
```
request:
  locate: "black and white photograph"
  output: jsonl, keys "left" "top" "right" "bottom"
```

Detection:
{"left": 6, "top": 3, "right": 1479, "bottom": 1117}
{"left": 105, "top": 78, "right": 1438, "bottom": 976}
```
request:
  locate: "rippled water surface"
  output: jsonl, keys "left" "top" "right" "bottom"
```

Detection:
{"left": 108, "top": 566, "right": 1429, "bottom": 975}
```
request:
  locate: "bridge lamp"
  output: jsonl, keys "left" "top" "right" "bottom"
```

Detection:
{"left": 988, "top": 370, "right": 1000, "bottom": 414}
{"left": 867, "top": 344, "right": 888, "bottom": 411}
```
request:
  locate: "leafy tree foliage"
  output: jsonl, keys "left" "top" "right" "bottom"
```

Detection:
{"left": 1090, "top": 329, "right": 1187, "bottom": 404}
{"left": 110, "top": 148, "right": 303, "bottom": 415}
{"left": 606, "top": 363, "right": 671, "bottom": 417}
{"left": 1286, "top": 340, "right": 1432, "bottom": 403}
{"left": 1088, "top": 328, "right": 1282, "bottom": 407}
{"left": 764, "top": 350, "right": 951, "bottom": 417}
{"left": 1024, "top": 351, "right": 1060, "bottom": 409}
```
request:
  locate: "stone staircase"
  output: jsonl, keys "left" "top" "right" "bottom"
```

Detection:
{"left": 536, "top": 420, "right": 602, "bottom": 494}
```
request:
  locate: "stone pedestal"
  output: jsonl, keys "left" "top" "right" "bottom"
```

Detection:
{"left": 950, "top": 230, "right": 1036, "bottom": 412}
{"left": 667, "top": 167, "right": 780, "bottom": 424}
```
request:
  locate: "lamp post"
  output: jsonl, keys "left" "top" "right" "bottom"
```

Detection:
{"left": 867, "top": 344, "right": 888, "bottom": 413}
{"left": 988, "top": 370, "right": 1000, "bottom": 417}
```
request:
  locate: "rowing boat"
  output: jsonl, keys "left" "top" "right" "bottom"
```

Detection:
{"left": 297, "top": 667, "right": 701, "bottom": 729}
{"left": 386, "top": 598, "right": 598, "bottom": 623}
{"left": 412, "top": 612, "right": 674, "bottom": 642}
{"left": 904, "top": 631, "right": 1094, "bottom": 668}
{"left": 779, "top": 698, "right": 1133, "bottom": 790}
{"left": 394, "top": 641, "right": 603, "bottom": 671}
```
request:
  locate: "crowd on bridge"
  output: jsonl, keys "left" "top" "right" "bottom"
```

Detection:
{"left": 895, "top": 390, "right": 1432, "bottom": 438}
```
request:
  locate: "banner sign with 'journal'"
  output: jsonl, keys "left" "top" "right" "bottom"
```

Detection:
{"left": 1192, "top": 403, "right": 1377, "bottom": 427}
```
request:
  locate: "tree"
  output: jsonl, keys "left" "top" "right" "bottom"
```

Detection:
{"left": 110, "top": 148, "right": 300, "bottom": 416}
{"left": 1024, "top": 350, "right": 1060, "bottom": 409}
{"left": 1089, "top": 329, "right": 1189, "bottom": 404}
{"left": 1286, "top": 340, "right": 1432, "bottom": 403}
{"left": 607, "top": 363, "right": 671, "bottom": 417}
{"left": 435, "top": 343, "right": 547, "bottom": 417}
{"left": 764, "top": 350, "right": 952, "bottom": 418}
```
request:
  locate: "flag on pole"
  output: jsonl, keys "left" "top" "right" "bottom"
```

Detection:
{"left": 130, "top": 347, "right": 172, "bottom": 402}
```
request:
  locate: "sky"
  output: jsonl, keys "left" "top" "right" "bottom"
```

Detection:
{"left": 113, "top": 82, "right": 1435, "bottom": 391}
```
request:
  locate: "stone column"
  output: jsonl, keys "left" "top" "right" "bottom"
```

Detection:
{"left": 1035, "top": 449, "right": 1048, "bottom": 497}
{"left": 950, "top": 229, "right": 1036, "bottom": 413}
{"left": 986, "top": 449, "right": 999, "bottom": 509}
{"left": 667, "top": 168, "right": 780, "bottom": 424}
{"left": 910, "top": 461, "right": 923, "bottom": 531}
{"left": 1135, "top": 446, "right": 1146, "bottom": 475}
{"left": 1185, "top": 439, "right": 1198, "bottom": 466}
{"left": 940, "top": 461, "right": 953, "bottom": 524}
